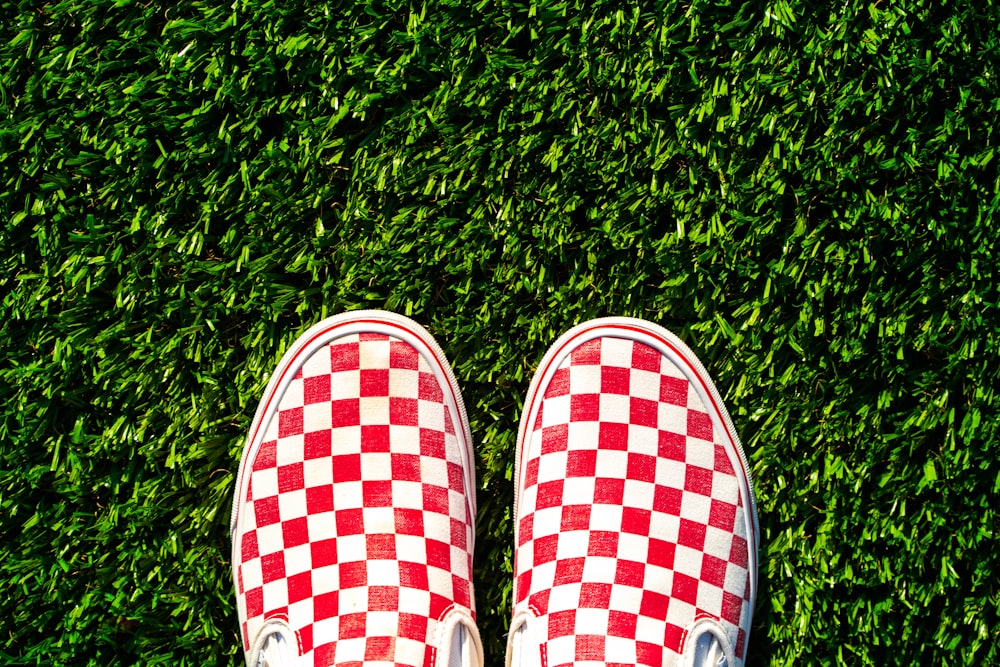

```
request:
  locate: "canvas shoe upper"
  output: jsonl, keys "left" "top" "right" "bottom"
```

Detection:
{"left": 507, "top": 318, "right": 758, "bottom": 667}
{"left": 231, "top": 311, "right": 483, "bottom": 667}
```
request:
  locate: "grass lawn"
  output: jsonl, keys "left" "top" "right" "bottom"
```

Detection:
{"left": 2, "top": 0, "right": 999, "bottom": 664}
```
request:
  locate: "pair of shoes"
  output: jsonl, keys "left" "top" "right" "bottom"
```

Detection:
{"left": 231, "top": 311, "right": 758, "bottom": 667}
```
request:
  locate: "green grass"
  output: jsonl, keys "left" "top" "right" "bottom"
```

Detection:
{"left": 2, "top": 0, "right": 999, "bottom": 664}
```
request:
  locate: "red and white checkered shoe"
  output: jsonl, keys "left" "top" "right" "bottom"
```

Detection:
{"left": 231, "top": 311, "right": 483, "bottom": 667}
{"left": 507, "top": 318, "right": 759, "bottom": 667}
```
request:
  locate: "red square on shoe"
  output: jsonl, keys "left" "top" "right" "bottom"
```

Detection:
{"left": 281, "top": 517, "right": 309, "bottom": 548}
{"left": 277, "top": 463, "right": 305, "bottom": 493}
{"left": 570, "top": 393, "right": 600, "bottom": 422}
{"left": 232, "top": 312, "right": 481, "bottom": 667}
{"left": 509, "top": 318, "right": 758, "bottom": 667}
{"left": 304, "top": 430, "right": 332, "bottom": 460}
{"left": 560, "top": 504, "right": 591, "bottom": 532}
{"left": 304, "top": 375, "right": 332, "bottom": 404}
{"left": 287, "top": 571, "right": 313, "bottom": 604}
{"left": 399, "top": 561, "right": 429, "bottom": 590}
{"left": 599, "top": 422, "right": 629, "bottom": 450}
{"left": 331, "top": 398, "right": 361, "bottom": 427}
{"left": 278, "top": 407, "right": 303, "bottom": 438}
{"left": 360, "top": 369, "right": 389, "bottom": 397}
{"left": 254, "top": 496, "right": 280, "bottom": 526}
{"left": 601, "top": 366, "right": 631, "bottom": 395}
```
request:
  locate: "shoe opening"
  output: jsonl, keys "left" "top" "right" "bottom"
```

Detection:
{"left": 683, "top": 618, "right": 737, "bottom": 667}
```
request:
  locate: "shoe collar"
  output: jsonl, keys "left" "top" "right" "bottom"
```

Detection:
{"left": 681, "top": 617, "right": 738, "bottom": 667}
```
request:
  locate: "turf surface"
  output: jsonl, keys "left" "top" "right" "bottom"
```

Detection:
{"left": 3, "top": 0, "right": 1000, "bottom": 664}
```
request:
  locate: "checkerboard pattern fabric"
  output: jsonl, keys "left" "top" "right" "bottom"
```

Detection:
{"left": 233, "top": 329, "right": 477, "bottom": 667}
{"left": 512, "top": 333, "right": 755, "bottom": 667}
